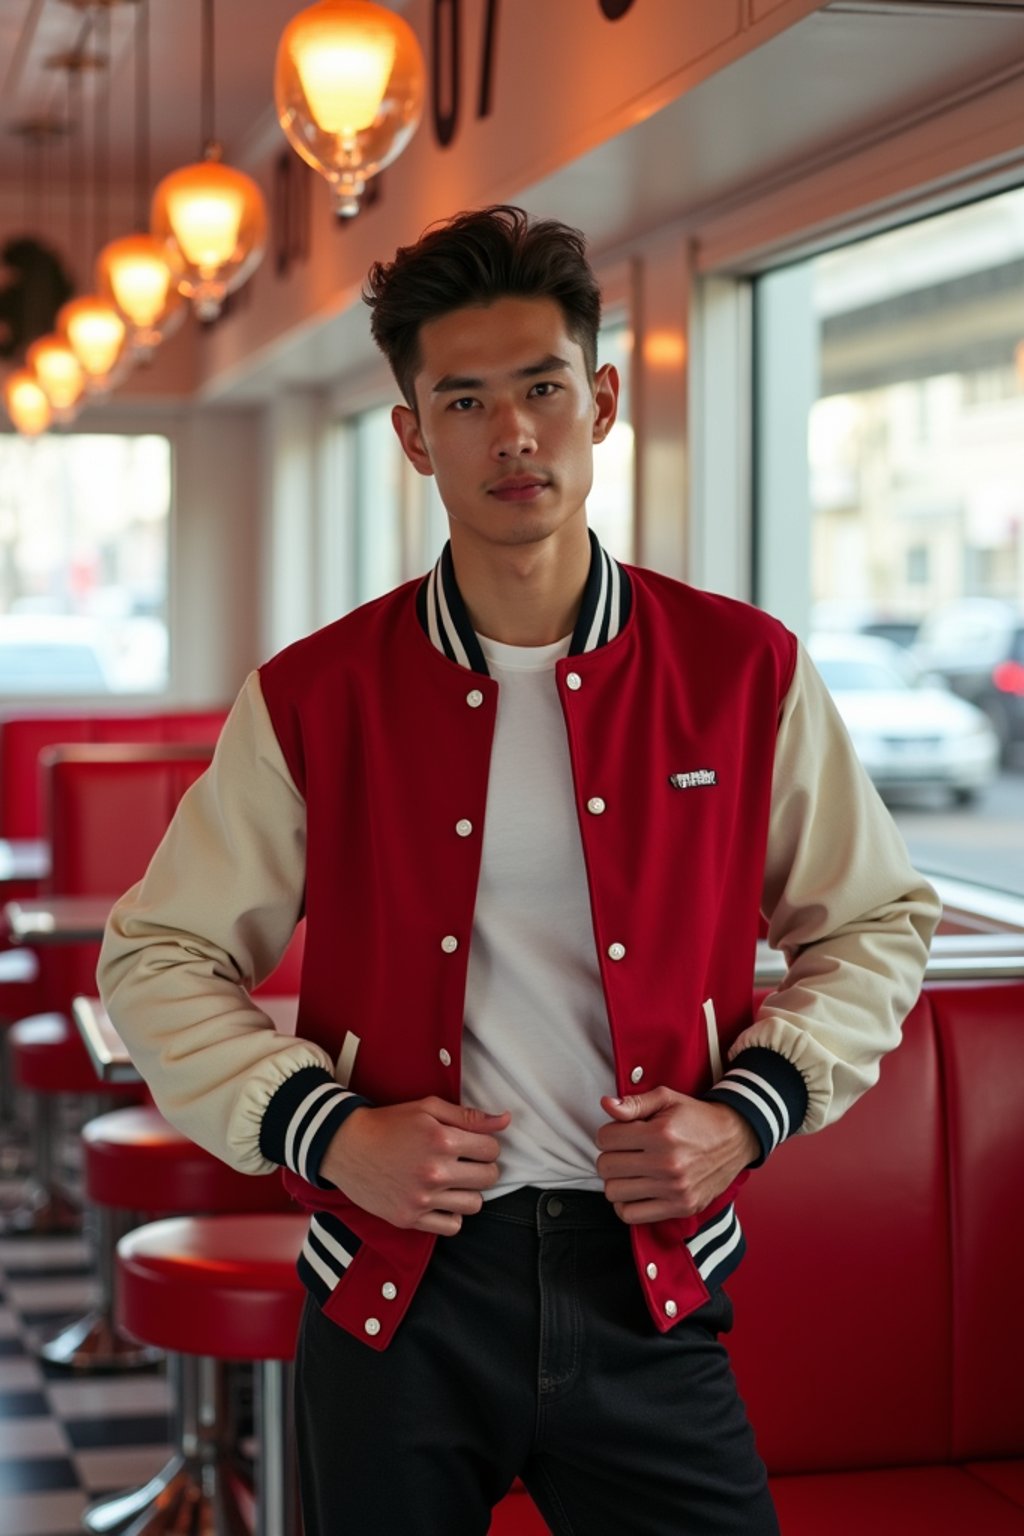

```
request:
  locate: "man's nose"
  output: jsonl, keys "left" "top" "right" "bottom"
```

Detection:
{"left": 492, "top": 403, "right": 537, "bottom": 459}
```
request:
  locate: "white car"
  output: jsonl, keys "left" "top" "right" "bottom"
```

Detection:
{"left": 0, "top": 615, "right": 114, "bottom": 696}
{"left": 808, "top": 633, "right": 999, "bottom": 806}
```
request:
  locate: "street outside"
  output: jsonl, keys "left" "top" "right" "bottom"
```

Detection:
{"left": 888, "top": 768, "right": 1024, "bottom": 898}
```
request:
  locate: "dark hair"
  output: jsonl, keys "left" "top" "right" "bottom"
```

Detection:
{"left": 363, "top": 205, "right": 602, "bottom": 407}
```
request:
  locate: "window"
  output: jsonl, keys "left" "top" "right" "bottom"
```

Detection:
{"left": 756, "top": 187, "right": 1024, "bottom": 894}
{"left": 588, "top": 318, "right": 635, "bottom": 562}
{"left": 0, "top": 433, "right": 171, "bottom": 695}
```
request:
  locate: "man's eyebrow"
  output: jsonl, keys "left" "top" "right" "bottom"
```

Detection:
{"left": 431, "top": 355, "right": 572, "bottom": 393}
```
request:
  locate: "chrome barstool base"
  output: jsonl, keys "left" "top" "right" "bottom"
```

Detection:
{"left": 84, "top": 1453, "right": 255, "bottom": 1536}
{"left": 37, "top": 1307, "right": 164, "bottom": 1371}
{"left": 0, "top": 1183, "right": 81, "bottom": 1235}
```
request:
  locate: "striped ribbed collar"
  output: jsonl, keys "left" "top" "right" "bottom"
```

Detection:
{"left": 415, "top": 529, "right": 633, "bottom": 677}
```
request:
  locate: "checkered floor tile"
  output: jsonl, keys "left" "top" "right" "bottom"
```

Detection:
{"left": 0, "top": 1142, "right": 173, "bottom": 1536}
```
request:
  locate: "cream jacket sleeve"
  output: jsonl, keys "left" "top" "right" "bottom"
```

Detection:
{"left": 706, "top": 641, "right": 941, "bottom": 1156}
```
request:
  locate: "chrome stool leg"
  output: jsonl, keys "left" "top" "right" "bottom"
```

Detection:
{"left": 37, "top": 1205, "right": 163, "bottom": 1370}
{"left": 0, "top": 1091, "right": 81, "bottom": 1235}
{"left": 255, "top": 1358, "right": 300, "bottom": 1536}
{"left": 84, "top": 1354, "right": 256, "bottom": 1536}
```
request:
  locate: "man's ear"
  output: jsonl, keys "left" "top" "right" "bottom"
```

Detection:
{"left": 591, "top": 362, "right": 619, "bottom": 445}
{"left": 392, "top": 404, "right": 434, "bottom": 476}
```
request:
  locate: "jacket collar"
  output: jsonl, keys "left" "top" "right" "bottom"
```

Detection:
{"left": 416, "top": 529, "right": 633, "bottom": 678}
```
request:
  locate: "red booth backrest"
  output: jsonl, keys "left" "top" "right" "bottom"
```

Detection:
{"left": 41, "top": 745, "right": 215, "bottom": 1011}
{"left": 0, "top": 710, "right": 227, "bottom": 838}
{"left": 727, "top": 979, "right": 1024, "bottom": 1475}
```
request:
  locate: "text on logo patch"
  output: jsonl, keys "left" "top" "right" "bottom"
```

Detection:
{"left": 668, "top": 769, "right": 717, "bottom": 789}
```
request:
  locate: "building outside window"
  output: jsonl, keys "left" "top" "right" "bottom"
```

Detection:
{"left": 757, "top": 187, "right": 1024, "bottom": 894}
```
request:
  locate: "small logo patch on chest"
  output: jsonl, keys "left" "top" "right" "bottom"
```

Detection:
{"left": 668, "top": 769, "right": 717, "bottom": 789}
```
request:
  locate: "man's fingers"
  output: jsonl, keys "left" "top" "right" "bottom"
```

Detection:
{"left": 429, "top": 1099, "right": 512, "bottom": 1131}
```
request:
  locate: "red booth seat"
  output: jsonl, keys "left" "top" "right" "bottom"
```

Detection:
{"left": 0, "top": 709, "right": 227, "bottom": 839}
{"left": 488, "top": 979, "right": 1024, "bottom": 1534}
{"left": 724, "top": 979, "right": 1024, "bottom": 1534}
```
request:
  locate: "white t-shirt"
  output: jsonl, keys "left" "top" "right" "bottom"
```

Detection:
{"left": 462, "top": 633, "right": 616, "bottom": 1196}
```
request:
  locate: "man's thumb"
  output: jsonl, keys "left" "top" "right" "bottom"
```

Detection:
{"left": 601, "top": 1089, "right": 664, "bottom": 1121}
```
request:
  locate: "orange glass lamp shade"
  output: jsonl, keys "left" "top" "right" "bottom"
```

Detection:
{"left": 151, "top": 150, "right": 267, "bottom": 322}
{"left": 4, "top": 370, "right": 52, "bottom": 435}
{"left": 26, "top": 334, "right": 85, "bottom": 417}
{"left": 57, "top": 295, "right": 128, "bottom": 392}
{"left": 97, "top": 234, "right": 186, "bottom": 358}
{"left": 275, "top": 0, "right": 425, "bottom": 217}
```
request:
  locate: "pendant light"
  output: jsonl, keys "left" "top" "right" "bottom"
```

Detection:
{"left": 151, "top": 0, "right": 266, "bottom": 322}
{"left": 51, "top": 29, "right": 129, "bottom": 394}
{"left": 27, "top": 334, "right": 85, "bottom": 419}
{"left": 275, "top": 0, "right": 425, "bottom": 218}
{"left": 4, "top": 370, "right": 53, "bottom": 436}
{"left": 96, "top": 0, "right": 184, "bottom": 357}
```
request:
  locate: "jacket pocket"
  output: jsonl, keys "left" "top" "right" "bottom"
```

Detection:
{"left": 703, "top": 998, "right": 723, "bottom": 1083}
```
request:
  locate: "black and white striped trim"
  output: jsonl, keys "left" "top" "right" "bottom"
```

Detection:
{"left": 260, "top": 1065, "right": 373, "bottom": 1189}
{"left": 416, "top": 529, "right": 632, "bottom": 675}
{"left": 705, "top": 1046, "right": 809, "bottom": 1166}
{"left": 297, "top": 1211, "right": 364, "bottom": 1305}
{"left": 685, "top": 1203, "right": 746, "bottom": 1287}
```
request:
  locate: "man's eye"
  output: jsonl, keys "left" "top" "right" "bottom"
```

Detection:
{"left": 530, "top": 382, "right": 559, "bottom": 397}
{"left": 450, "top": 397, "right": 478, "bottom": 411}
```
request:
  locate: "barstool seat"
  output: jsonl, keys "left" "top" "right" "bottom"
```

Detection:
{"left": 40, "top": 1106, "right": 293, "bottom": 1373}
{"left": 84, "top": 1107, "right": 295, "bottom": 1215}
{"left": 114, "top": 1214, "right": 307, "bottom": 1536}
{"left": 119, "top": 1213, "right": 307, "bottom": 1358}
{"left": 12, "top": 1012, "right": 120, "bottom": 1094}
{"left": 1, "top": 1013, "right": 135, "bottom": 1236}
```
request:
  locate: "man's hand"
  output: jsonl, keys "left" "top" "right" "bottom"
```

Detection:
{"left": 595, "top": 1088, "right": 760, "bottom": 1225}
{"left": 318, "top": 1097, "right": 511, "bottom": 1236}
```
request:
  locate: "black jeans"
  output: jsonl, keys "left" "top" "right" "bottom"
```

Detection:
{"left": 295, "top": 1187, "right": 779, "bottom": 1535}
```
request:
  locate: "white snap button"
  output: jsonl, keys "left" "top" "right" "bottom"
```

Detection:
{"left": 439, "top": 1048, "right": 452, "bottom": 1067}
{"left": 630, "top": 1066, "right": 644, "bottom": 1084}
{"left": 466, "top": 689, "right": 484, "bottom": 708}
{"left": 608, "top": 942, "right": 626, "bottom": 961}
{"left": 381, "top": 1282, "right": 398, "bottom": 1301}
{"left": 364, "top": 1317, "right": 381, "bottom": 1336}
{"left": 586, "top": 797, "right": 606, "bottom": 815}
{"left": 646, "top": 1262, "right": 658, "bottom": 1280}
{"left": 664, "top": 1300, "right": 678, "bottom": 1319}
{"left": 455, "top": 819, "right": 473, "bottom": 837}
{"left": 441, "top": 935, "right": 458, "bottom": 954}
{"left": 566, "top": 672, "right": 582, "bottom": 691}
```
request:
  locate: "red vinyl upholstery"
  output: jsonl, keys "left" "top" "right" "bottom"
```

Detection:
{"left": 0, "top": 710, "right": 227, "bottom": 839}
{"left": 489, "top": 979, "right": 1024, "bottom": 1534}
{"left": 118, "top": 1213, "right": 307, "bottom": 1359}
{"left": 84, "top": 1106, "right": 295, "bottom": 1214}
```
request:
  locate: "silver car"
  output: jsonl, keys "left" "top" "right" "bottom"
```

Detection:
{"left": 808, "top": 633, "right": 999, "bottom": 807}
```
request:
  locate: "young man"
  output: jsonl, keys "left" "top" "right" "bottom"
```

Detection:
{"left": 100, "top": 206, "right": 940, "bottom": 1535}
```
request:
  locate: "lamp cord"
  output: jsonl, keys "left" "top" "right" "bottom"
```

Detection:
{"left": 135, "top": 0, "right": 150, "bottom": 230}
{"left": 93, "top": 5, "right": 111, "bottom": 260}
{"left": 201, "top": 0, "right": 216, "bottom": 154}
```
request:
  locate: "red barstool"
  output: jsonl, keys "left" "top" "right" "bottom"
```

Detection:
{"left": 0, "top": 1013, "right": 137, "bottom": 1235}
{"left": 40, "top": 1104, "right": 293, "bottom": 1372}
{"left": 113, "top": 1214, "right": 307, "bottom": 1536}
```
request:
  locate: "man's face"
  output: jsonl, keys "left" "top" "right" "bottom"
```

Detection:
{"left": 392, "top": 295, "right": 618, "bottom": 557}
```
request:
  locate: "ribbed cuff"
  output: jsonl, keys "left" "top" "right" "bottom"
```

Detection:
{"left": 704, "top": 1047, "right": 808, "bottom": 1166}
{"left": 260, "top": 1065, "right": 373, "bottom": 1188}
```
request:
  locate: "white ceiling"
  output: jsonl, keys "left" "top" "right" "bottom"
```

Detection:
{"left": 2, "top": 0, "right": 1023, "bottom": 402}
{"left": 205, "top": 0, "right": 1024, "bottom": 401}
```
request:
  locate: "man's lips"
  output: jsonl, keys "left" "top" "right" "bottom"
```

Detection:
{"left": 488, "top": 476, "right": 551, "bottom": 502}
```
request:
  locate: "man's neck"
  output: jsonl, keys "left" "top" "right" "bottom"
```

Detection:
{"left": 449, "top": 523, "right": 591, "bottom": 646}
